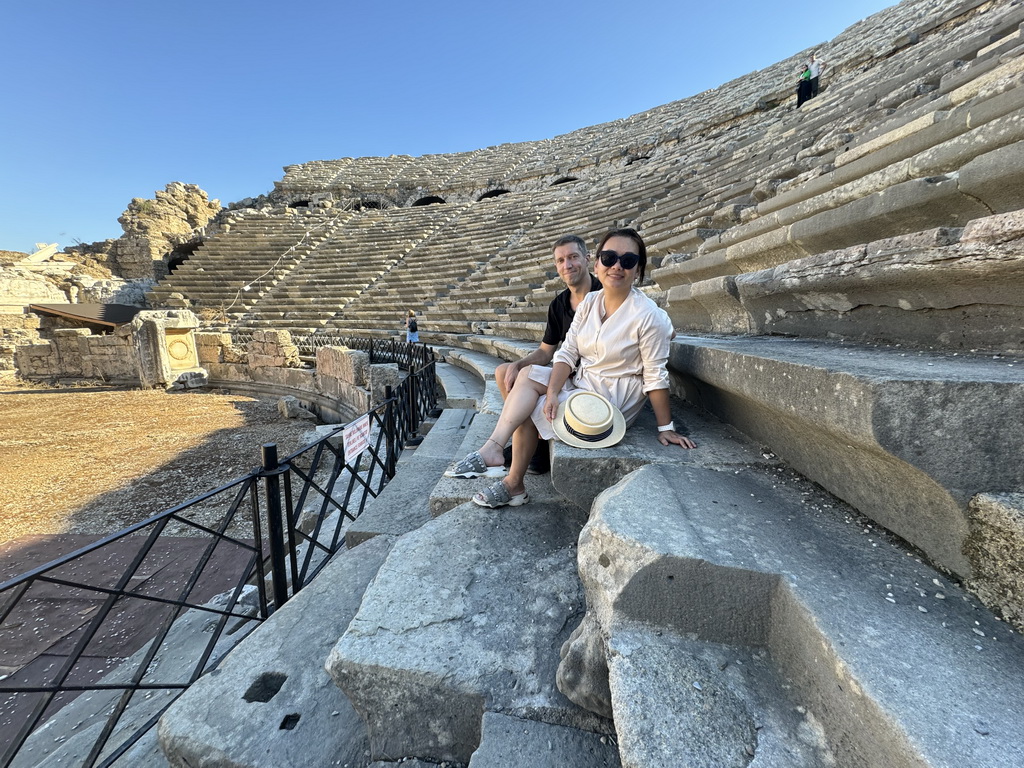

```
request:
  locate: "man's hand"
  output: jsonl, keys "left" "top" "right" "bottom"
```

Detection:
{"left": 503, "top": 361, "right": 522, "bottom": 393}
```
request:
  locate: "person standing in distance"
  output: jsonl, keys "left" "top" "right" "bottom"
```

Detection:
{"left": 405, "top": 310, "right": 419, "bottom": 343}
{"left": 808, "top": 52, "right": 825, "bottom": 98}
{"left": 494, "top": 234, "right": 601, "bottom": 473}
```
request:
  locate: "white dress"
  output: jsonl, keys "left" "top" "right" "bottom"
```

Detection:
{"left": 527, "top": 287, "right": 674, "bottom": 440}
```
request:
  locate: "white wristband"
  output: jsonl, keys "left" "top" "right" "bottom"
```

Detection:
{"left": 657, "top": 422, "right": 675, "bottom": 433}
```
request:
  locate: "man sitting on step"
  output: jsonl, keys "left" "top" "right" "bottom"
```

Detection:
{"left": 495, "top": 233, "right": 601, "bottom": 474}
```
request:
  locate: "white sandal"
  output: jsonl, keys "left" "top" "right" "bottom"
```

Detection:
{"left": 444, "top": 450, "right": 507, "bottom": 478}
{"left": 473, "top": 480, "right": 529, "bottom": 509}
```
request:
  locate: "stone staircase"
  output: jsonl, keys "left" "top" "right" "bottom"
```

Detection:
{"left": 234, "top": 205, "right": 459, "bottom": 337}
{"left": 148, "top": 208, "right": 350, "bottom": 324}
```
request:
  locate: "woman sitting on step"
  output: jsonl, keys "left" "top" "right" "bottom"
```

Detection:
{"left": 445, "top": 227, "right": 696, "bottom": 508}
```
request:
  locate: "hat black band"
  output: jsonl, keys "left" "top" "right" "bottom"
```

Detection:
{"left": 563, "top": 419, "right": 614, "bottom": 443}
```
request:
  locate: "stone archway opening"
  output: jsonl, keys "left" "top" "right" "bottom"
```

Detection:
{"left": 412, "top": 196, "right": 446, "bottom": 206}
{"left": 352, "top": 200, "right": 385, "bottom": 211}
{"left": 478, "top": 189, "right": 510, "bottom": 201}
{"left": 551, "top": 176, "right": 579, "bottom": 186}
{"left": 168, "top": 242, "right": 201, "bottom": 273}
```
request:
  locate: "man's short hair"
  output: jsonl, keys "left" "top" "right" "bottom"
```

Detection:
{"left": 552, "top": 234, "right": 587, "bottom": 257}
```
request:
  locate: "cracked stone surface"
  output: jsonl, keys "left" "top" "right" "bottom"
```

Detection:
{"left": 326, "top": 501, "right": 608, "bottom": 764}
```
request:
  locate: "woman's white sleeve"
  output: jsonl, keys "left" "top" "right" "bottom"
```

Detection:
{"left": 639, "top": 308, "right": 673, "bottom": 393}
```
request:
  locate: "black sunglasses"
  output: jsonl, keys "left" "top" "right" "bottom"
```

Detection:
{"left": 597, "top": 250, "right": 640, "bottom": 270}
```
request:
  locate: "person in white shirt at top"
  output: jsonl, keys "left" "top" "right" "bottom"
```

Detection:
{"left": 445, "top": 227, "right": 696, "bottom": 508}
{"left": 808, "top": 52, "right": 824, "bottom": 98}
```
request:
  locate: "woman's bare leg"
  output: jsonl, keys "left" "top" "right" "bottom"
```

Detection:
{"left": 503, "top": 419, "right": 539, "bottom": 496}
{"left": 477, "top": 366, "right": 548, "bottom": 471}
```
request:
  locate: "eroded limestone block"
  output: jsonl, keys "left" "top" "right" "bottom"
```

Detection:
{"left": 316, "top": 345, "right": 368, "bottom": 386}
{"left": 571, "top": 463, "right": 1024, "bottom": 767}
{"left": 367, "top": 363, "right": 400, "bottom": 405}
{"left": 961, "top": 208, "right": 1024, "bottom": 244}
{"left": 556, "top": 613, "right": 612, "bottom": 719}
{"left": 468, "top": 712, "right": 621, "bottom": 768}
{"left": 966, "top": 492, "right": 1024, "bottom": 632}
{"left": 278, "top": 395, "right": 316, "bottom": 420}
{"left": 326, "top": 504, "right": 599, "bottom": 764}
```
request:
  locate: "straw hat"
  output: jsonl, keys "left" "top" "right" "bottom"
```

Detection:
{"left": 552, "top": 391, "right": 626, "bottom": 449}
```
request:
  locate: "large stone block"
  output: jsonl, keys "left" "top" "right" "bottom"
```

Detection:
{"left": 316, "top": 345, "right": 369, "bottom": 386}
{"left": 668, "top": 335, "right": 1024, "bottom": 581}
{"left": 130, "top": 309, "right": 205, "bottom": 389}
{"left": 958, "top": 139, "right": 1024, "bottom": 213}
{"left": 468, "top": 712, "right": 620, "bottom": 768}
{"left": 965, "top": 492, "right": 1024, "bottom": 631}
{"left": 316, "top": 374, "right": 371, "bottom": 416}
{"left": 367, "top": 363, "right": 401, "bottom": 405}
{"left": 326, "top": 504, "right": 604, "bottom": 764}
{"left": 564, "top": 463, "right": 1024, "bottom": 767}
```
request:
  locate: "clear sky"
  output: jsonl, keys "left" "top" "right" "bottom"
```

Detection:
{"left": 1, "top": 0, "right": 897, "bottom": 253}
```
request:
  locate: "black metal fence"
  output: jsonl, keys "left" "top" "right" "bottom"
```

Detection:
{"left": 231, "top": 331, "right": 428, "bottom": 369}
{"left": 0, "top": 342, "right": 438, "bottom": 768}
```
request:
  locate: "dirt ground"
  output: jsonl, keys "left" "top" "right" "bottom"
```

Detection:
{"left": 0, "top": 379, "right": 322, "bottom": 546}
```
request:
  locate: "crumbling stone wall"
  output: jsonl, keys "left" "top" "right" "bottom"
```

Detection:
{"left": 0, "top": 313, "right": 41, "bottom": 371}
{"left": 114, "top": 183, "right": 221, "bottom": 279}
{"left": 247, "top": 329, "right": 301, "bottom": 369}
{"left": 195, "top": 330, "right": 399, "bottom": 421}
{"left": 14, "top": 310, "right": 206, "bottom": 388}
{"left": 62, "top": 182, "right": 221, "bottom": 281}
{"left": 15, "top": 326, "right": 136, "bottom": 382}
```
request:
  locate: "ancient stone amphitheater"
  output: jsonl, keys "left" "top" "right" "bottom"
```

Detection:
{"left": 21, "top": 0, "right": 1024, "bottom": 765}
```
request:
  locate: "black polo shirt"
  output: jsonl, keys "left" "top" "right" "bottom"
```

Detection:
{"left": 542, "top": 275, "right": 601, "bottom": 346}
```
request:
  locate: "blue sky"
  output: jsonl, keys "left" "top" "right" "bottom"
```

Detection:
{"left": 1, "top": 0, "right": 896, "bottom": 253}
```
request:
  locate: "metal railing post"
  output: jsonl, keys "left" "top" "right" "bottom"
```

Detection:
{"left": 261, "top": 443, "right": 289, "bottom": 610}
{"left": 384, "top": 385, "right": 398, "bottom": 478}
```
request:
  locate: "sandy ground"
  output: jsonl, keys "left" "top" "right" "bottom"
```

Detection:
{"left": 0, "top": 380, "right": 321, "bottom": 545}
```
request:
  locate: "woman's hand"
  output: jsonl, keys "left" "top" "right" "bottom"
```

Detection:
{"left": 658, "top": 430, "right": 696, "bottom": 449}
{"left": 543, "top": 394, "right": 559, "bottom": 422}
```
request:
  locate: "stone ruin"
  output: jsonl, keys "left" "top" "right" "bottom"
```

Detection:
{"left": 0, "top": 182, "right": 221, "bottom": 371}
{"left": 63, "top": 181, "right": 222, "bottom": 282}
{"left": 9, "top": 0, "right": 1024, "bottom": 765}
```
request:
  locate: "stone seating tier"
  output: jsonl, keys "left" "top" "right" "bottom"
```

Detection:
{"left": 654, "top": 105, "right": 1024, "bottom": 291}
{"left": 660, "top": 208, "right": 1024, "bottom": 355}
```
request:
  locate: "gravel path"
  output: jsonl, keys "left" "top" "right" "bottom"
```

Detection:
{"left": 0, "top": 382, "right": 320, "bottom": 545}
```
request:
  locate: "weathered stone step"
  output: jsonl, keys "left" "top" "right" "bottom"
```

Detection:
{"left": 326, "top": 500, "right": 602, "bottom": 764}
{"left": 562, "top": 462, "right": 1024, "bottom": 767}
{"left": 345, "top": 405, "right": 476, "bottom": 547}
{"left": 468, "top": 712, "right": 620, "bottom": 768}
{"left": 662, "top": 210, "right": 1024, "bottom": 354}
{"left": 666, "top": 332, "right": 1024, "bottom": 612}
{"left": 157, "top": 536, "right": 393, "bottom": 767}
{"left": 605, "top": 623, "right": 830, "bottom": 767}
